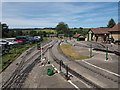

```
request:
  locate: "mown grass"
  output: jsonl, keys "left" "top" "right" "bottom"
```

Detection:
{"left": 0, "top": 37, "right": 49, "bottom": 72}
{"left": 60, "top": 44, "right": 90, "bottom": 60}
{"left": 32, "top": 29, "right": 57, "bottom": 34}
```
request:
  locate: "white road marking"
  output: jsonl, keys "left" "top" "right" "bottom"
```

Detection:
{"left": 82, "top": 60, "right": 120, "bottom": 77}
{"left": 68, "top": 80, "right": 80, "bottom": 90}
{"left": 92, "top": 50, "right": 115, "bottom": 55}
{"left": 52, "top": 64, "right": 60, "bottom": 73}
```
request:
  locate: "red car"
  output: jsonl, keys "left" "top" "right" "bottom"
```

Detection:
{"left": 14, "top": 40, "right": 23, "bottom": 44}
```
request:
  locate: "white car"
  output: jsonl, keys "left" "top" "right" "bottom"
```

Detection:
{"left": 0, "top": 39, "right": 19, "bottom": 45}
{"left": 34, "top": 36, "right": 41, "bottom": 39}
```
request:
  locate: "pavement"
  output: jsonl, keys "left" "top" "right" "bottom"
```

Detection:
{"left": 67, "top": 39, "right": 120, "bottom": 74}
{"left": 23, "top": 63, "right": 75, "bottom": 88}
{"left": 1, "top": 39, "right": 81, "bottom": 89}
{"left": 51, "top": 39, "right": 119, "bottom": 88}
{"left": 1, "top": 38, "right": 119, "bottom": 88}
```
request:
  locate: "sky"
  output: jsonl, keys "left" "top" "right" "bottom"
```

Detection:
{"left": 1, "top": 2, "right": 119, "bottom": 28}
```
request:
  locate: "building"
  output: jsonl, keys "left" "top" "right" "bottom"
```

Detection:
{"left": 58, "top": 34, "right": 64, "bottom": 38}
{"left": 108, "top": 23, "right": 120, "bottom": 41}
{"left": 87, "top": 28, "right": 110, "bottom": 42}
{"left": 73, "top": 34, "right": 85, "bottom": 41}
{"left": 87, "top": 23, "right": 120, "bottom": 43}
{"left": 49, "top": 34, "right": 56, "bottom": 37}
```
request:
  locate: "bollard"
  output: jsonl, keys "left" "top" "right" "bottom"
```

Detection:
{"left": 90, "top": 44, "right": 93, "bottom": 57}
{"left": 106, "top": 46, "right": 108, "bottom": 60}
{"left": 47, "top": 68, "right": 55, "bottom": 76}
{"left": 37, "top": 43, "right": 40, "bottom": 49}
{"left": 59, "top": 60, "right": 62, "bottom": 71}
{"left": 65, "top": 65, "right": 69, "bottom": 80}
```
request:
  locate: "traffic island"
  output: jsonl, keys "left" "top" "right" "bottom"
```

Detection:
{"left": 60, "top": 44, "right": 90, "bottom": 60}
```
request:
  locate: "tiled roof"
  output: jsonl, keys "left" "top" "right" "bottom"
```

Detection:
{"left": 73, "top": 34, "right": 82, "bottom": 38}
{"left": 91, "top": 28, "right": 110, "bottom": 34}
{"left": 108, "top": 23, "right": 120, "bottom": 32}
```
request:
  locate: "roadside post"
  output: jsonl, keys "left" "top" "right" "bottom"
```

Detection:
{"left": 36, "top": 43, "right": 39, "bottom": 49}
{"left": 59, "top": 60, "right": 63, "bottom": 72}
{"left": 65, "top": 65, "right": 69, "bottom": 80}
{"left": 41, "top": 44, "right": 43, "bottom": 60}
{"left": 106, "top": 46, "right": 108, "bottom": 60}
{"left": 90, "top": 44, "right": 93, "bottom": 57}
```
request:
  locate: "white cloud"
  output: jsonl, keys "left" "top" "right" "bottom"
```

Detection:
{"left": 2, "top": 2, "right": 118, "bottom": 28}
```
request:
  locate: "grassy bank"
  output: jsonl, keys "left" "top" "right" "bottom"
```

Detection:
{"left": 0, "top": 37, "right": 48, "bottom": 72}
{"left": 60, "top": 44, "right": 90, "bottom": 60}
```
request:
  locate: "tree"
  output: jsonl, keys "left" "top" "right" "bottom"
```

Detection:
{"left": 29, "top": 31, "right": 37, "bottom": 36}
{"left": 107, "top": 18, "right": 116, "bottom": 28}
{"left": 55, "top": 22, "right": 69, "bottom": 34}
{"left": 16, "top": 30, "right": 23, "bottom": 36}
{"left": 2, "top": 23, "right": 9, "bottom": 37}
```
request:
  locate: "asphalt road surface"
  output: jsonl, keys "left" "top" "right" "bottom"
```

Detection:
{"left": 1, "top": 38, "right": 119, "bottom": 89}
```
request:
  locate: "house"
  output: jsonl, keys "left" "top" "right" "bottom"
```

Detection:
{"left": 58, "top": 34, "right": 64, "bottom": 38}
{"left": 87, "top": 28, "right": 110, "bottom": 42}
{"left": 73, "top": 34, "right": 85, "bottom": 41}
{"left": 108, "top": 23, "right": 120, "bottom": 41}
{"left": 73, "top": 34, "right": 82, "bottom": 38}
{"left": 49, "top": 34, "right": 56, "bottom": 37}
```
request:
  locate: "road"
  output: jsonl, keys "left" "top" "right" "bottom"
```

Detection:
{"left": 1, "top": 38, "right": 120, "bottom": 89}
{"left": 50, "top": 39, "right": 119, "bottom": 88}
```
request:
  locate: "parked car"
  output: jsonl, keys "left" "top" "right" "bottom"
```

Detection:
{"left": 27, "top": 37, "right": 36, "bottom": 44}
{"left": 0, "top": 39, "right": 18, "bottom": 46}
{"left": 33, "top": 37, "right": 40, "bottom": 42}
{"left": 5, "top": 38, "right": 19, "bottom": 45}
{"left": 34, "top": 36, "right": 42, "bottom": 41}
{"left": 34, "top": 36, "right": 41, "bottom": 39}
{"left": 0, "top": 42, "right": 10, "bottom": 53}
{"left": 14, "top": 39, "right": 24, "bottom": 44}
{"left": 16, "top": 36, "right": 29, "bottom": 44}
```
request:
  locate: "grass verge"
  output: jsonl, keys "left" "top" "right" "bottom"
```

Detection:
{"left": 60, "top": 44, "right": 90, "bottom": 60}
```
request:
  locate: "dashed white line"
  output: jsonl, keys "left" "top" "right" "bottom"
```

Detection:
{"left": 51, "top": 64, "right": 60, "bottom": 73}
{"left": 52, "top": 64, "right": 80, "bottom": 89}
{"left": 82, "top": 60, "right": 120, "bottom": 77}
{"left": 68, "top": 80, "right": 80, "bottom": 90}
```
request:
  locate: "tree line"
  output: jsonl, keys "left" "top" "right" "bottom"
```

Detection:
{"left": 1, "top": 18, "right": 116, "bottom": 38}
